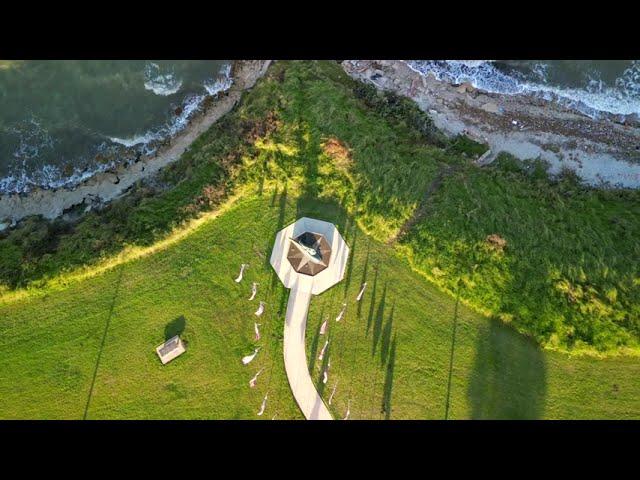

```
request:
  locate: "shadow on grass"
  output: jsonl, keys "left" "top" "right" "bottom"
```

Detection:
{"left": 444, "top": 290, "right": 460, "bottom": 420}
{"left": 343, "top": 225, "right": 358, "bottom": 296}
{"left": 308, "top": 308, "right": 324, "bottom": 372}
{"left": 270, "top": 184, "right": 279, "bottom": 207}
{"left": 266, "top": 183, "right": 288, "bottom": 279}
{"left": 316, "top": 342, "right": 331, "bottom": 397}
{"left": 371, "top": 282, "right": 388, "bottom": 355}
{"left": 337, "top": 192, "right": 350, "bottom": 235}
{"left": 365, "top": 267, "right": 379, "bottom": 335}
{"left": 83, "top": 264, "right": 125, "bottom": 420}
{"left": 381, "top": 333, "right": 397, "bottom": 420}
{"left": 380, "top": 302, "right": 395, "bottom": 367}
{"left": 276, "top": 285, "right": 288, "bottom": 319}
{"left": 467, "top": 317, "right": 547, "bottom": 419}
{"left": 164, "top": 315, "right": 186, "bottom": 341}
{"left": 357, "top": 242, "right": 371, "bottom": 319}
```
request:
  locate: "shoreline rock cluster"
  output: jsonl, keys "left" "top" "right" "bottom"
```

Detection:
{"left": 342, "top": 60, "right": 640, "bottom": 189}
{"left": 0, "top": 60, "right": 272, "bottom": 230}
{"left": 4, "top": 59, "right": 640, "bottom": 232}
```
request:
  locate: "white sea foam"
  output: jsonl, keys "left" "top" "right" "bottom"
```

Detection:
{"left": 0, "top": 155, "right": 119, "bottom": 194}
{"left": 0, "top": 62, "right": 236, "bottom": 194}
{"left": 0, "top": 83, "right": 228, "bottom": 193}
{"left": 204, "top": 63, "right": 233, "bottom": 95}
{"left": 111, "top": 65, "right": 232, "bottom": 156}
{"left": 10, "top": 117, "right": 55, "bottom": 160}
{"left": 144, "top": 62, "right": 183, "bottom": 96}
{"left": 144, "top": 79, "right": 183, "bottom": 96}
{"left": 109, "top": 132, "right": 160, "bottom": 147}
{"left": 405, "top": 60, "right": 640, "bottom": 117}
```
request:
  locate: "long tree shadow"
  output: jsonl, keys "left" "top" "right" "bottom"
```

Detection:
{"left": 337, "top": 191, "right": 350, "bottom": 235}
{"left": 371, "top": 282, "right": 388, "bottom": 355}
{"left": 365, "top": 267, "right": 379, "bottom": 335}
{"left": 266, "top": 183, "right": 288, "bottom": 281}
{"left": 380, "top": 302, "right": 395, "bottom": 367}
{"left": 276, "top": 285, "right": 288, "bottom": 319}
{"left": 83, "top": 264, "right": 125, "bottom": 420}
{"left": 270, "top": 184, "right": 279, "bottom": 207}
{"left": 381, "top": 333, "right": 397, "bottom": 420}
{"left": 308, "top": 308, "right": 324, "bottom": 372}
{"left": 444, "top": 289, "right": 460, "bottom": 420}
{"left": 357, "top": 241, "right": 371, "bottom": 319}
{"left": 294, "top": 117, "right": 321, "bottom": 220}
{"left": 343, "top": 225, "right": 358, "bottom": 296}
{"left": 468, "top": 317, "right": 547, "bottom": 419}
{"left": 316, "top": 342, "right": 331, "bottom": 397}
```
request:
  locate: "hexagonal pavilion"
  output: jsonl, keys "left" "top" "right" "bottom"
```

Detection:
{"left": 270, "top": 217, "right": 349, "bottom": 420}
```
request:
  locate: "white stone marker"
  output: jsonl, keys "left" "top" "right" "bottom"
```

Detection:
{"left": 356, "top": 282, "right": 367, "bottom": 301}
{"left": 257, "top": 394, "right": 268, "bottom": 416}
{"left": 328, "top": 382, "right": 338, "bottom": 405}
{"left": 344, "top": 401, "right": 351, "bottom": 420}
{"left": 319, "top": 318, "right": 328, "bottom": 335}
{"left": 318, "top": 340, "right": 329, "bottom": 362}
{"left": 249, "top": 367, "right": 265, "bottom": 388}
{"left": 234, "top": 263, "right": 248, "bottom": 283}
{"left": 249, "top": 282, "right": 258, "bottom": 300}
{"left": 242, "top": 347, "right": 261, "bottom": 365}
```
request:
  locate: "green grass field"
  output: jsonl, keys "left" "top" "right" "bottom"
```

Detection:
{"left": 1, "top": 60, "right": 639, "bottom": 419}
{"left": 1, "top": 193, "right": 638, "bottom": 419}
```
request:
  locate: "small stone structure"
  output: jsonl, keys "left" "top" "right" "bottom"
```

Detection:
{"left": 156, "top": 335, "right": 186, "bottom": 365}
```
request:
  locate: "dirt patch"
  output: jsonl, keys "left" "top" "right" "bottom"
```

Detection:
{"left": 321, "top": 137, "right": 353, "bottom": 172}
{"left": 485, "top": 233, "right": 507, "bottom": 253}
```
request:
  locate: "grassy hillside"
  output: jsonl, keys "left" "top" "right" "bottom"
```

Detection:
{"left": 1, "top": 194, "right": 638, "bottom": 419}
{"left": 402, "top": 155, "right": 640, "bottom": 354}
{"left": 0, "top": 53, "right": 640, "bottom": 424}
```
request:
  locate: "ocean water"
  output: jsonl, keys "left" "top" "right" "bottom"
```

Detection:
{"left": 2, "top": 60, "right": 639, "bottom": 194}
{"left": 405, "top": 60, "right": 640, "bottom": 119}
{"left": 0, "top": 60, "right": 231, "bottom": 194}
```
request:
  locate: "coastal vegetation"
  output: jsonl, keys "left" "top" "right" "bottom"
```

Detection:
{"left": 1, "top": 59, "right": 639, "bottom": 418}
{"left": 2, "top": 193, "right": 638, "bottom": 419}
{"left": 2, "top": 60, "right": 638, "bottom": 355}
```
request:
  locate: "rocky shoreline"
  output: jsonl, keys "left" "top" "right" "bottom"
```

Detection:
{"left": 0, "top": 60, "right": 272, "bottom": 230}
{"left": 342, "top": 60, "right": 640, "bottom": 188}
{"left": 4, "top": 59, "right": 640, "bottom": 232}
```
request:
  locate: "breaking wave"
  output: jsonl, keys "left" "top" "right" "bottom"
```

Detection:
{"left": 0, "top": 63, "right": 234, "bottom": 195}
{"left": 144, "top": 62, "right": 183, "bottom": 96}
{"left": 404, "top": 60, "right": 640, "bottom": 118}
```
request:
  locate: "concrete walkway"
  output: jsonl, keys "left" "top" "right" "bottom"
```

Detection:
{"left": 270, "top": 217, "right": 349, "bottom": 420}
{"left": 283, "top": 279, "right": 333, "bottom": 420}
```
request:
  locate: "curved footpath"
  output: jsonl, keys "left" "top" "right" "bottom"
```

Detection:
{"left": 283, "top": 279, "right": 333, "bottom": 420}
{"left": 0, "top": 60, "right": 272, "bottom": 227}
{"left": 270, "top": 217, "right": 350, "bottom": 420}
